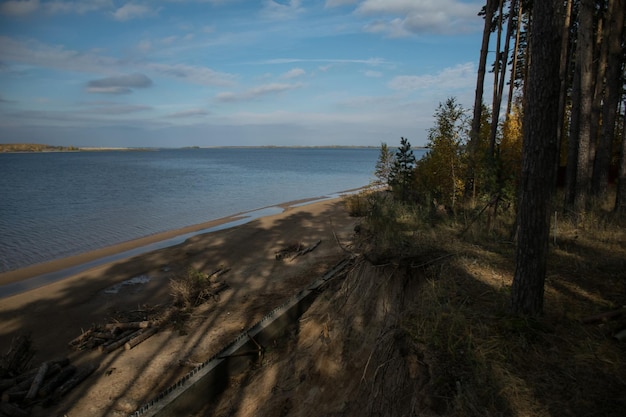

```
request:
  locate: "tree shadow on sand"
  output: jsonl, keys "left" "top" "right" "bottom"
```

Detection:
{"left": 0, "top": 199, "right": 357, "bottom": 416}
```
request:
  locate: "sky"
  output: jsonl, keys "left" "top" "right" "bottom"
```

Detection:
{"left": 0, "top": 0, "right": 491, "bottom": 148}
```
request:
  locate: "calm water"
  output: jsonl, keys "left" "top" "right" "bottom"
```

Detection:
{"left": 0, "top": 148, "right": 381, "bottom": 273}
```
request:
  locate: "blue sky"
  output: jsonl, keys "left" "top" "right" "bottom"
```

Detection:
{"left": 0, "top": 0, "right": 490, "bottom": 147}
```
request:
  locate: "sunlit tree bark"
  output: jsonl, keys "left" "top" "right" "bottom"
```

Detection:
{"left": 506, "top": 1, "right": 523, "bottom": 117}
{"left": 467, "top": 0, "right": 498, "bottom": 198}
{"left": 489, "top": 0, "right": 505, "bottom": 155}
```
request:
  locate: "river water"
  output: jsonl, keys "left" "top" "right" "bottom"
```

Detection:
{"left": 0, "top": 147, "right": 383, "bottom": 273}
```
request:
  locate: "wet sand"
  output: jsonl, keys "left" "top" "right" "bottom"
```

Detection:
{"left": 0, "top": 196, "right": 335, "bottom": 297}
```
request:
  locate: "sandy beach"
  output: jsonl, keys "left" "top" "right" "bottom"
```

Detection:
{"left": 0, "top": 196, "right": 358, "bottom": 416}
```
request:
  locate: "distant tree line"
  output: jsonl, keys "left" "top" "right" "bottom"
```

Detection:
{"left": 0, "top": 144, "right": 79, "bottom": 153}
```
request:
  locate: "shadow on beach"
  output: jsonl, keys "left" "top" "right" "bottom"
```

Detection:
{"left": 0, "top": 198, "right": 357, "bottom": 416}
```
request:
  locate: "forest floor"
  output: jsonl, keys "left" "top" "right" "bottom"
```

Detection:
{"left": 1, "top": 196, "right": 625, "bottom": 417}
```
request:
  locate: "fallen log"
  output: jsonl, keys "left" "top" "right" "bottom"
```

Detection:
{"left": 124, "top": 327, "right": 158, "bottom": 350}
{"left": 1, "top": 389, "right": 26, "bottom": 404}
{"left": 54, "top": 363, "right": 98, "bottom": 398}
{"left": 581, "top": 308, "right": 624, "bottom": 324}
{"left": 0, "top": 335, "right": 33, "bottom": 378}
{"left": 98, "top": 329, "right": 134, "bottom": 353}
{"left": 101, "top": 329, "right": 143, "bottom": 354}
{"left": 0, "top": 402, "right": 28, "bottom": 417}
{"left": 91, "top": 331, "right": 116, "bottom": 340}
{"left": 104, "top": 321, "right": 153, "bottom": 332}
{"left": 208, "top": 267, "right": 230, "bottom": 279}
{"left": 67, "top": 328, "right": 94, "bottom": 348}
{"left": 0, "top": 378, "right": 18, "bottom": 392}
{"left": 1, "top": 378, "right": 33, "bottom": 402}
{"left": 299, "top": 239, "right": 322, "bottom": 256}
{"left": 2, "top": 358, "right": 69, "bottom": 394}
{"left": 38, "top": 366, "right": 76, "bottom": 398}
{"left": 24, "top": 362, "right": 48, "bottom": 401}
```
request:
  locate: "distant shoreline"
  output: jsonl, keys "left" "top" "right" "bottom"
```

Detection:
{"left": 1, "top": 143, "right": 429, "bottom": 153}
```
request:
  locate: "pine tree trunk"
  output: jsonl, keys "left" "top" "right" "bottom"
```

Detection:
{"left": 489, "top": 0, "right": 505, "bottom": 155}
{"left": 556, "top": 0, "right": 573, "bottom": 170}
{"left": 511, "top": 0, "right": 563, "bottom": 316}
{"left": 616, "top": 102, "right": 626, "bottom": 212}
{"left": 467, "top": 0, "right": 497, "bottom": 196}
{"left": 566, "top": 0, "right": 595, "bottom": 213}
{"left": 506, "top": 1, "right": 523, "bottom": 117}
{"left": 592, "top": 0, "right": 625, "bottom": 199}
{"left": 589, "top": 8, "right": 606, "bottom": 169}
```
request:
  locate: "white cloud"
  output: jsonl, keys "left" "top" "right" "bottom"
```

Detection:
{"left": 281, "top": 68, "right": 305, "bottom": 79}
{"left": 261, "top": 0, "right": 303, "bottom": 20}
{"left": 148, "top": 63, "right": 236, "bottom": 86}
{"left": 0, "top": 37, "right": 236, "bottom": 87}
{"left": 364, "top": 70, "right": 382, "bottom": 78}
{"left": 0, "top": 36, "right": 120, "bottom": 74}
{"left": 0, "top": 0, "right": 39, "bottom": 16}
{"left": 113, "top": 3, "right": 157, "bottom": 21}
{"left": 388, "top": 63, "right": 474, "bottom": 91}
{"left": 261, "top": 57, "right": 388, "bottom": 66}
{"left": 357, "top": 0, "right": 481, "bottom": 36}
{"left": 216, "top": 82, "right": 303, "bottom": 102}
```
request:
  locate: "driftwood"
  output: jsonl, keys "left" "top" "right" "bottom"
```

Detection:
{"left": 54, "top": 363, "right": 97, "bottom": 398}
{"left": 0, "top": 358, "right": 68, "bottom": 396}
{"left": 198, "top": 282, "right": 230, "bottom": 304}
{"left": 104, "top": 321, "right": 153, "bottom": 332}
{"left": 24, "top": 362, "right": 48, "bottom": 400}
{"left": 0, "top": 402, "right": 28, "bottom": 417}
{"left": 97, "top": 329, "right": 133, "bottom": 352}
{"left": 71, "top": 319, "right": 161, "bottom": 352}
{"left": 0, "top": 335, "right": 34, "bottom": 378}
{"left": 208, "top": 267, "right": 231, "bottom": 279}
{"left": 38, "top": 366, "right": 76, "bottom": 398}
{"left": 1, "top": 390, "right": 26, "bottom": 404}
{"left": 581, "top": 308, "right": 624, "bottom": 324}
{"left": 125, "top": 327, "right": 158, "bottom": 350}
{"left": 91, "top": 331, "right": 116, "bottom": 340}
{"left": 275, "top": 240, "right": 322, "bottom": 260}
{"left": 100, "top": 329, "right": 143, "bottom": 354}
{"left": 0, "top": 358, "right": 84, "bottom": 410}
{"left": 2, "top": 379, "right": 33, "bottom": 402}
{"left": 67, "top": 328, "right": 95, "bottom": 348}
{"left": 0, "top": 378, "right": 18, "bottom": 392}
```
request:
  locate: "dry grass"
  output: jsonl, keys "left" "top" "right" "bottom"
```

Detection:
{"left": 169, "top": 266, "right": 228, "bottom": 309}
{"left": 359, "top": 191, "right": 626, "bottom": 416}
